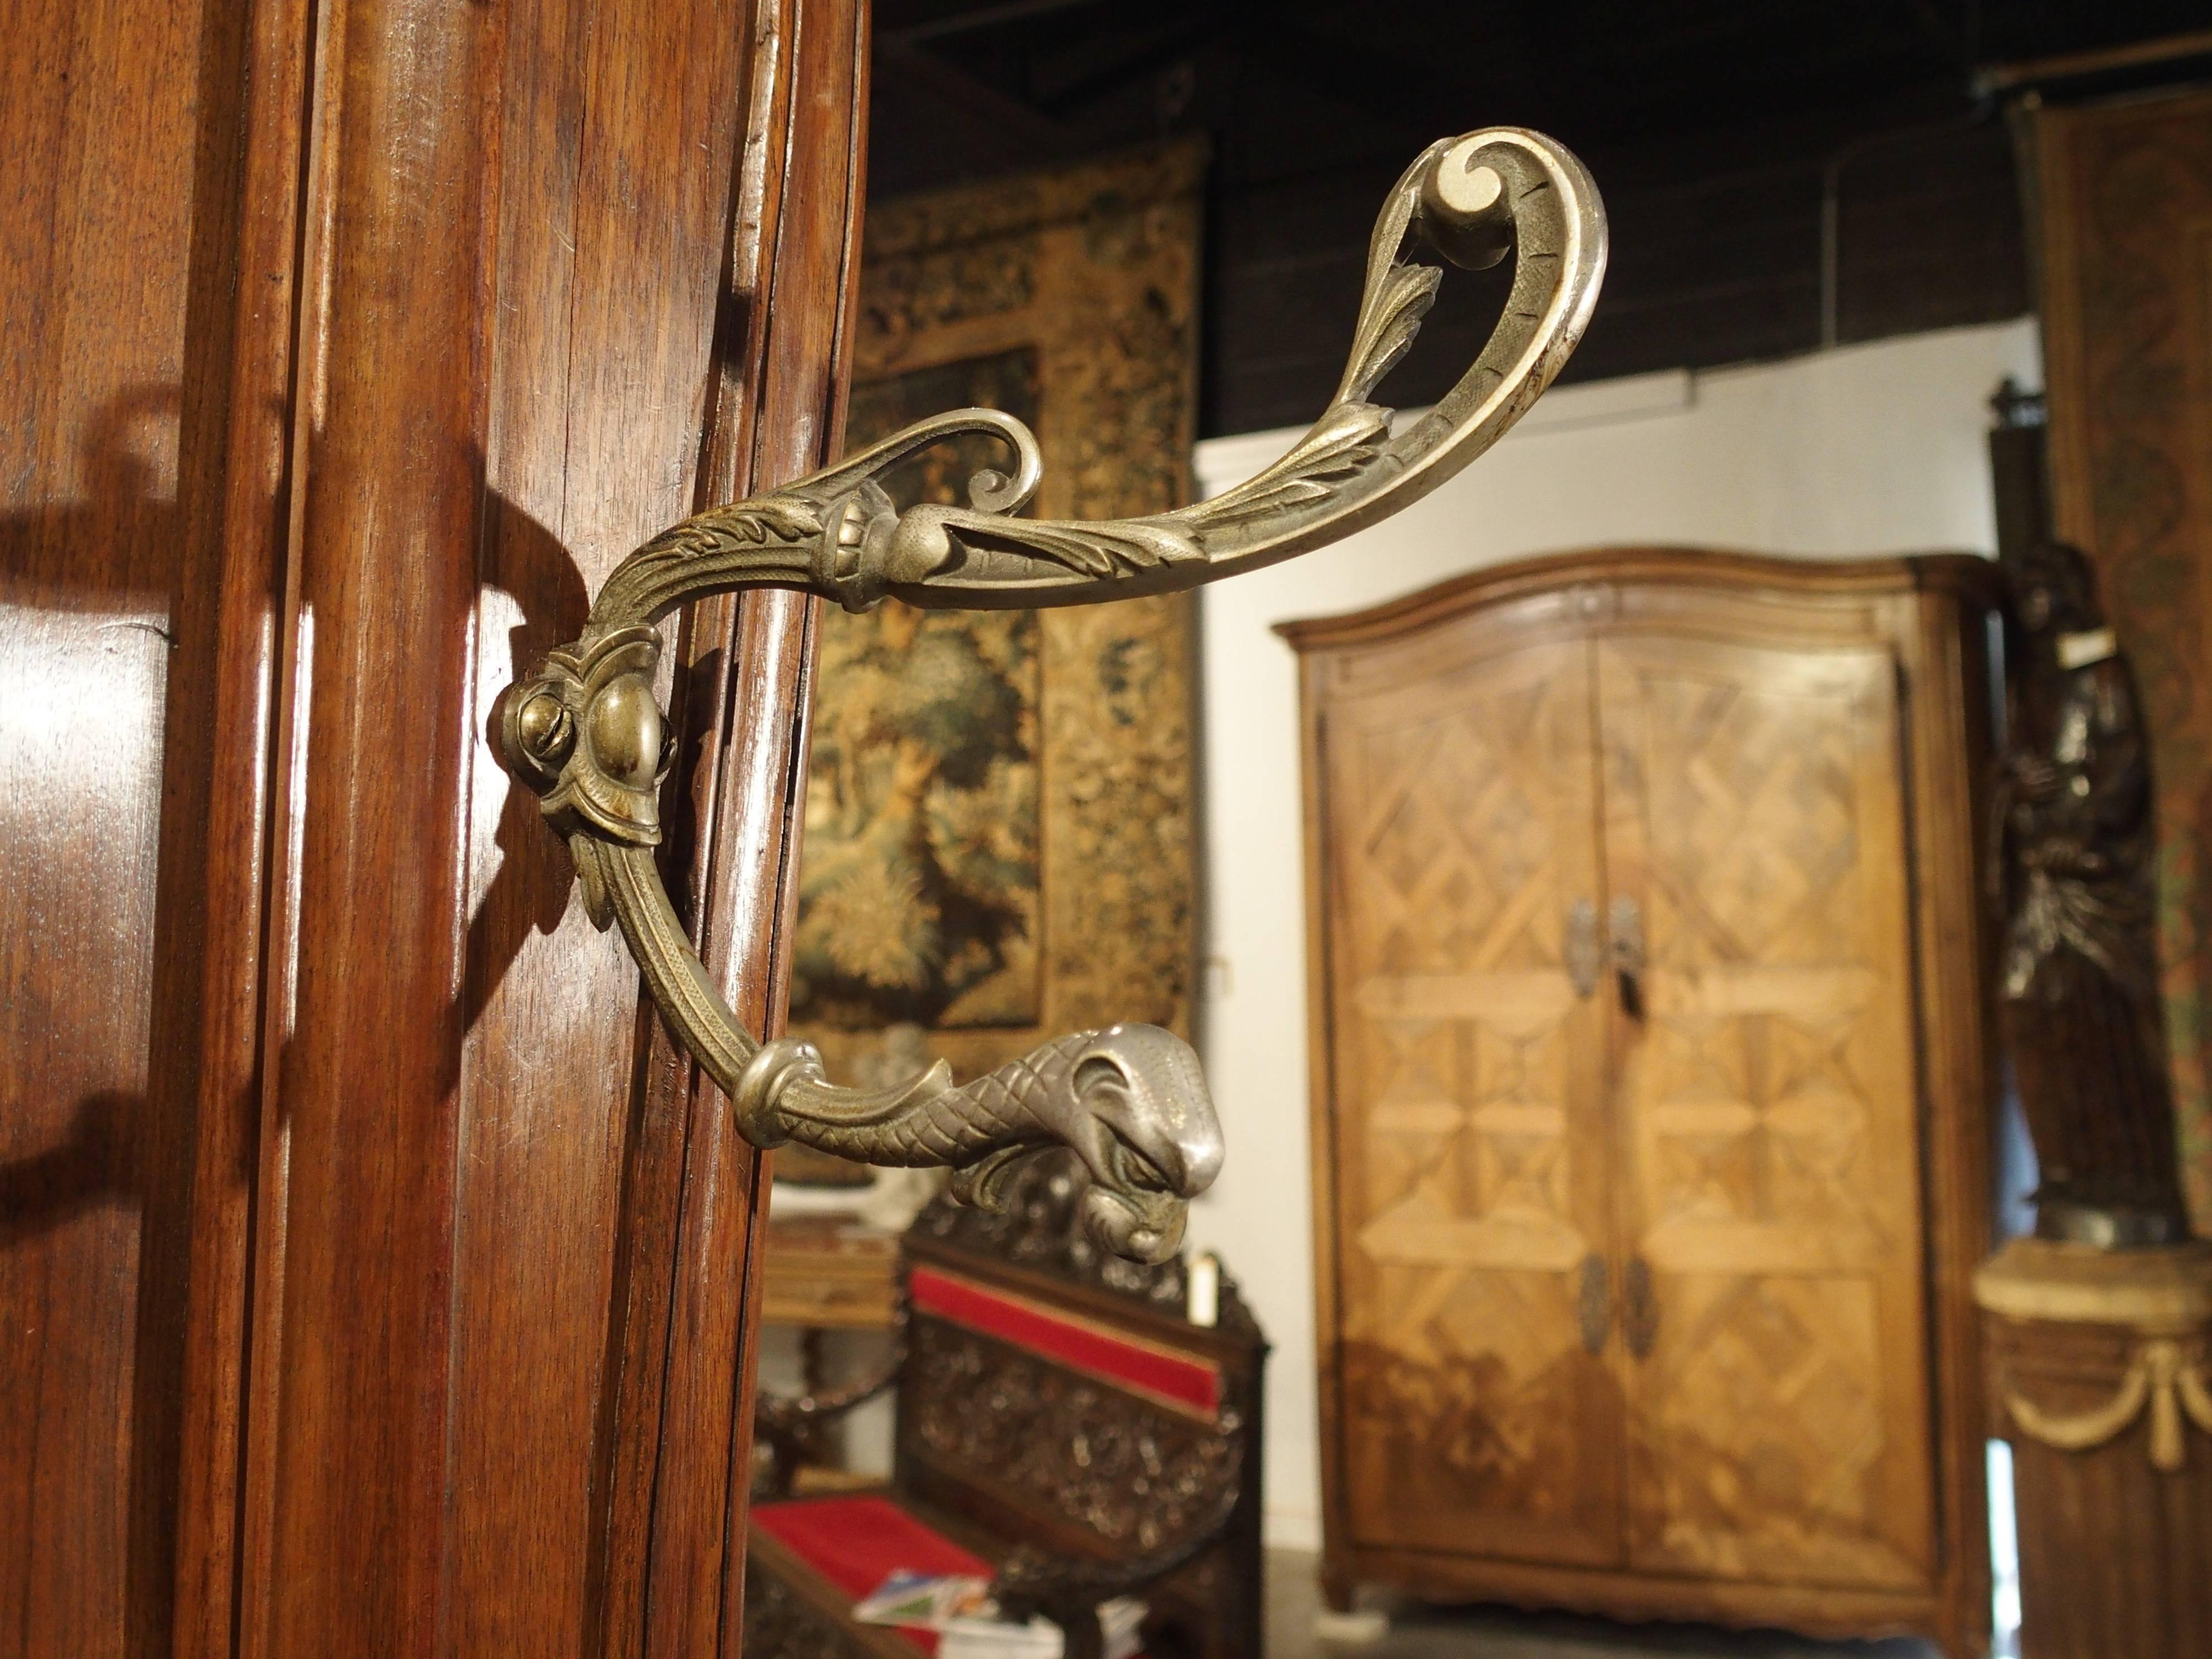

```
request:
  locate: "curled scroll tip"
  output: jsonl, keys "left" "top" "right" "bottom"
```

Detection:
{"left": 966, "top": 465, "right": 1020, "bottom": 515}
{"left": 1417, "top": 135, "right": 1516, "bottom": 271}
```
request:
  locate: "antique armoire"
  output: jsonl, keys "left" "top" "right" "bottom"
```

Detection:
{"left": 1285, "top": 549, "right": 2003, "bottom": 1656}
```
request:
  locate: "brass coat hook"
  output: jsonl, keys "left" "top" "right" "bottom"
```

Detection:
{"left": 500, "top": 128, "right": 1606, "bottom": 1263}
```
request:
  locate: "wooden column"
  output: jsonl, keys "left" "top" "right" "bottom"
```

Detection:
{"left": 1977, "top": 1239, "right": 2212, "bottom": 1658}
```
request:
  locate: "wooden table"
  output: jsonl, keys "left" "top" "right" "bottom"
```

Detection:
{"left": 759, "top": 1214, "right": 900, "bottom": 1330}
{"left": 758, "top": 1214, "right": 901, "bottom": 1492}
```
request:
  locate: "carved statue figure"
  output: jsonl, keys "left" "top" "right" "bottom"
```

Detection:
{"left": 1995, "top": 539, "right": 2191, "bottom": 1246}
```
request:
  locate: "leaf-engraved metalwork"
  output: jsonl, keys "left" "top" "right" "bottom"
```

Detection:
{"left": 905, "top": 1147, "right": 1268, "bottom": 1333}
{"left": 499, "top": 128, "right": 1607, "bottom": 1261}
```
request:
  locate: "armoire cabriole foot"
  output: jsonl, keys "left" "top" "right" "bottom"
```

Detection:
{"left": 502, "top": 127, "right": 1608, "bottom": 1260}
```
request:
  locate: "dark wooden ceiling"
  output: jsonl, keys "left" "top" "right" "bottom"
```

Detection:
{"left": 869, "top": 1, "right": 2212, "bottom": 434}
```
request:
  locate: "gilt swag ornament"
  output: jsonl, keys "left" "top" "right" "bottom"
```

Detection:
{"left": 500, "top": 129, "right": 1607, "bottom": 1264}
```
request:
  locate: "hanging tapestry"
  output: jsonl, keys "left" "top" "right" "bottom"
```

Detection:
{"left": 780, "top": 142, "right": 1204, "bottom": 1182}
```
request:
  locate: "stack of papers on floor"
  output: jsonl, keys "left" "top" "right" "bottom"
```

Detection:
{"left": 1097, "top": 1595, "right": 1147, "bottom": 1659}
{"left": 853, "top": 1573, "right": 1146, "bottom": 1659}
{"left": 852, "top": 1571, "right": 994, "bottom": 1628}
{"left": 938, "top": 1613, "right": 1064, "bottom": 1659}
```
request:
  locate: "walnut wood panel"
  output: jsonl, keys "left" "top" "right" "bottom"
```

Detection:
{"left": 1288, "top": 548, "right": 2001, "bottom": 1655}
{"left": 169, "top": 4, "right": 318, "bottom": 1652}
{"left": 605, "top": 9, "right": 867, "bottom": 1656}
{"left": 438, "top": 4, "right": 785, "bottom": 1651}
{"left": 1, "top": 1, "right": 863, "bottom": 1655}
{"left": 1596, "top": 633, "right": 1933, "bottom": 1592}
{"left": 0, "top": 0, "right": 270, "bottom": 1649}
{"left": 1313, "top": 609, "right": 1622, "bottom": 1569}
{"left": 2033, "top": 88, "right": 2212, "bottom": 1230}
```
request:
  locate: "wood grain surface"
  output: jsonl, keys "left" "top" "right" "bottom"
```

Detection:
{"left": 0, "top": 0, "right": 266, "bottom": 1648}
{"left": 0, "top": 0, "right": 865, "bottom": 1653}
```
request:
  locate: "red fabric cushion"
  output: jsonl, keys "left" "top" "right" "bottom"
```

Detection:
{"left": 755, "top": 1494, "right": 991, "bottom": 1654}
{"left": 908, "top": 1266, "right": 1221, "bottom": 1420}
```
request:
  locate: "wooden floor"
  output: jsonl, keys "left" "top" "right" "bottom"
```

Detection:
{"left": 1263, "top": 1553, "right": 1949, "bottom": 1659}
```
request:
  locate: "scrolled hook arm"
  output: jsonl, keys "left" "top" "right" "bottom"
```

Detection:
{"left": 499, "top": 127, "right": 1605, "bottom": 1264}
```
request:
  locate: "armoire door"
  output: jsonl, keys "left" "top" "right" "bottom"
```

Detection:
{"left": 1314, "top": 609, "right": 1623, "bottom": 1569}
{"left": 1594, "top": 632, "right": 1936, "bottom": 1593}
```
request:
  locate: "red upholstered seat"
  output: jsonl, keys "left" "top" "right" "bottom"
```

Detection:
{"left": 755, "top": 1494, "right": 991, "bottom": 1653}
{"left": 908, "top": 1267, "right": 1221, "bottom": 1420}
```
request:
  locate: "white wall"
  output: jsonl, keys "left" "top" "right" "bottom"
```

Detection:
{"left": 1180, "top": 318, "right": 2043, "bottom": 1550}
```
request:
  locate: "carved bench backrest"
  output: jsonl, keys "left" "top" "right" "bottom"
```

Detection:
{"left": 893, "top": 1152, "right": 1267, "bottom": 1659}
{"left": 895, "top": 1256, "right": 1248, "bottom": 1553}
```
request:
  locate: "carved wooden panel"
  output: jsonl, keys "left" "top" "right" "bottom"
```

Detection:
{"left": 1595, "top": 634, "right": 1933, "bottom": 1592}
{"left": 901, "top": 1318, "right": 1241, "bottom": 1556}
{"left": 1318, "top": 625, "right": 1622, "bottom": 1568}
{"left": 2034, "top": 88, "right": 2212, "bottom": 1230}
{"left": 1982, "top": 1275, "right": 2212, "bottom": 1659}
{"left": 745, "top": 1531, "right": 914, "bottom": 1659}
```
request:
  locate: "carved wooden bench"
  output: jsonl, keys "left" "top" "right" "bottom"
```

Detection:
{"left": 748, "top": 1153, "right": 1267, "bottom": 1659}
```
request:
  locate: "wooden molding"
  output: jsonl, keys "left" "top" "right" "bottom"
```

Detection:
{"left": 1975, "top": 1237, "right": 2212, "bottom": 1333}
